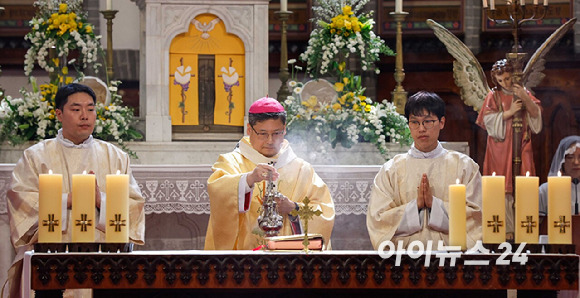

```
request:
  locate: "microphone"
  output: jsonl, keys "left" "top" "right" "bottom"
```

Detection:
{"left": 573, "top": 178, "right": 579, "bottom": 215}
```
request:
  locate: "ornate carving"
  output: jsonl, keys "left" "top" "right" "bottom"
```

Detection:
{"left": 29, "top": 253, "right": 578, "bottom": 292}
{"left": 478, "top": 262, "right": 493, "bottom": 285}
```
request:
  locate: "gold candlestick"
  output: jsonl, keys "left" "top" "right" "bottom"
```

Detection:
{"left": 276, "top": 11, "right": 293, "bottom": 102}
{"left": 390, "top": 12, "right": 408, "bottom": 115}
{"left": 100, "top": 10, "right": 118, "bottom": 82}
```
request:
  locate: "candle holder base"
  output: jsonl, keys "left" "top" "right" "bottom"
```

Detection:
{"left": 34, "top": 242, "right": 134, "bottom": 253}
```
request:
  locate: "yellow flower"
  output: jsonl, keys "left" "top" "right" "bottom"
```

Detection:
{"left": 65, "top": 77, "right": 74, "bottom": 84}
{"left": 342, "top": 5, "right": 354, "bottom": 16}
{"left": 338, "top": 95, "right": 346, "bottom": 105}
{"left": 49, "top": 114, "right": 55, "bottom": 120}
{"left": 361, "top": 102, "right": 366, "bottom": 106}
{"left": 301, "top": 95, "right": 319, "bottom": 110}
{"left": 334, "top": 82, "right": 344, "bottom": 92}
{"left": 52, "top": 58, "right": 59, "bottom": 67}
{"left": 59, "top": 3, "right": 68, "bottom": 13}
{"left": 86, "top": 25, "right": 93, "bottom": 34}
{"left": 343, "top": 77, "right": 350, "bottom": 85}
{"left": 338, "top": 62, "right": 346, "bottom": 72}
{"left": 58, "top": 14, "right": 68, "bottom": 24}
{"left": 353, "top": 104, "right": 360, "bottom": 111}
{"left": 365, "top": 105, "right": 371, "bottom": 112}
{"left": 332, "top": 103, "right": 342, "bottom": 111}
{"left": 345, "top": 20, "right": 352, "bottom": 30}
{"left": 62, "top": 66, "right": 68, "bottom": 75}
{"left": 334, "top": 17, "right": 345, "bottom": 29}
{"left": 359, "top": 95, "right": 367, "bottom": 102}
{"left": 330, "top": 28, "right": 336, "bottom": 34}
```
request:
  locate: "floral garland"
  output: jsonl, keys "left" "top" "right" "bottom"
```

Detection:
{"left": 284, "top": 1, "right": 411, "bottom": 158}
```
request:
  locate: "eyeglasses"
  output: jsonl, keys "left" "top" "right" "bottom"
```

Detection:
{"left": 408, "top": 119, "right": 439, "bottom": 130}
{"left": 250, "top": 124, "right": 285, "bottom": 140}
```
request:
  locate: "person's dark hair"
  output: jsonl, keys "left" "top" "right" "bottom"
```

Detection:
{"left": 404, "top": 91, "right": 445, "bottom": 120}
{"left": 248, "top": 112, "right": 287, "bottom": 126}
{"left": 54, "top": 83, "right": 97, "bottom": 110}
{"left": 490, "top": 59, "right": 513, "bottom": 87}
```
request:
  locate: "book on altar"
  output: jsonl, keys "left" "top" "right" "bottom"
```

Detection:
{"left": 266, "top": 234, "right": 324, "bottom": 251}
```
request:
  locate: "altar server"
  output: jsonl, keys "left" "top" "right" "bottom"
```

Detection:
{"left": 5, "top": 83, "right": 145, "bottom": 297}
{"left": 367, "top": 91, "right": 482, "bottom": 249}
{"left": 204, "top": 96, "right": 335, "bottom": 250}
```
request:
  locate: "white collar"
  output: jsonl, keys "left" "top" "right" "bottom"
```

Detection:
{"left": 408, "top": 142, "right": 446, "bottom": 159}
{"left": 236, "top": 136, "right": 297, "bottom": 169}
{"left": 56, "top": 128, "right": 94, "bottom": 149}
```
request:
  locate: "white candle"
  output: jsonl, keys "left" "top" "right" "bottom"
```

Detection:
{"left": 106, "top": 0, "right": 112, "bottom": 10}
{"left": 482, "top": 173, "right": 505, "bottom": 243}
{"left": 533, "top": 0, "right": 538, "bottom": 5}
{"left": 490, "top": 0, "right": 496, "bottom": 10}
{"left": 39, "top": 170, "right": 63, "bottom": 243}
{"left": 72, "top": 171, "right": 96, "bottom": 242}
{"left": 449, "top": 178, "right": 467, "bottom": 250}
{"left": 543, "top": 0, "right": 548, "bottom": 5}
{"left": 106, "top": 170, "right": 130, "bottom": 243}
{"left": 515, "top": 172, "right": 539, "bottom": 243}
{"left": 520, "top": 0, "right": 525, "bottom": 5}
{"left": 483, "top": 0, "right": 489, "bottom": 9}
{"left": 395, "top": 0, "right": 403, "bottom": 13}
{"left": 547, "top": 171, "right": 572, "bottom": 244}
{"left": 280, "top": 0, "right": 287, "bottom": 11}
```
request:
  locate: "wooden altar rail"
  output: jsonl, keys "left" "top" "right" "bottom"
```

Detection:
{"left": 28, "top": 251, "right": 578, "bottom": 293}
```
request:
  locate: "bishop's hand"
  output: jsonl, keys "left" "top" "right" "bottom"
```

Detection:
{"left": 247, "top": 163, "right": 279, "bottom": 186}
{"left": 274, "top": 194, "right": 296, "bottom": 215}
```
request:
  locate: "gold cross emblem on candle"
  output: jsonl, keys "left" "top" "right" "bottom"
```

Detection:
{"left": 487, "top": 215, "right": 503, "bottom": 233}
{"left": 109, "top": 214, "right": 127, "bottom": 232}
{"left": 42, "top": 214, "right": 59, "bottom": 232}
{"left": 520, "top": 216, "right": 537, "bottom": 233}
{"left": 553, "top": 215, "right": 571, "bottom": 233}
{"left": 75, "top": 214, "right": 93, "bottom": 232}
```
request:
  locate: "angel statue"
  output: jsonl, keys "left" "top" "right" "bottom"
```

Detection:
{"left": 427, "top": 18, "right": 576, "bottom": 238}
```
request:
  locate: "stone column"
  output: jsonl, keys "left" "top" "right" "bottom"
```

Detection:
{"left": 464, "top": 0, "right": 482, "bottom": 54}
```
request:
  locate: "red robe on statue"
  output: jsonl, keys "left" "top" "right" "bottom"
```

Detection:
{"left": 476, "top": 88, "right": 542, "bottom": 194}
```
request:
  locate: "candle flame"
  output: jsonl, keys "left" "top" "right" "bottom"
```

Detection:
{"left": 492, "top": 172, "right": 496, "bottom": 176}
{"left": 82, "top": 170, "right": 87, "bottom": 175}
{"left": 558, "top": 171, "right": 562, "bottom": 177}
{"left": 456, "top": 178, "right": 460, "bottom": 184}
{"left": 116, "top": 170, "right": 121, "bottom": 175}
{"left": 526, "top": 171, "right": 530, "bottom": 177}
{"left": 49, "top": 169, "right": 53, "bottom": 175}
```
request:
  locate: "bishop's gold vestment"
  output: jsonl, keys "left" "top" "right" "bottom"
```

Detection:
{"left": 204, "top": 137, "right": 335, "bottom": 250}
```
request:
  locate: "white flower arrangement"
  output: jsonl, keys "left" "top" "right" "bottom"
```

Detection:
{"left": 283, "top": 1, "right": 411, "bottom": 158}
{"left": 24, "top": 0, "right": 101, "bottom": 76}
{"left": 300, "top": 0, "right": 394, "bottom": 78}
